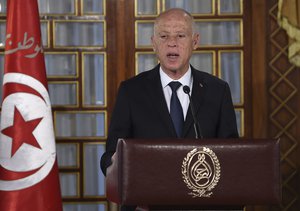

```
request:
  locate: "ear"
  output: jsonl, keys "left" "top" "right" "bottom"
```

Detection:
{"left": 193, "top": 33, "right": 200, "bottom": 50}
{"left": 151, "top": 35, "right": 156, "bottom": 52}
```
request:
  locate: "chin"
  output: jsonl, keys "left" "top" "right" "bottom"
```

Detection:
{"left": 161, "top": 62, "right": 182, "bottom": 72}
{"left": 165, "top": 64, "right": 180, "bottom": 71}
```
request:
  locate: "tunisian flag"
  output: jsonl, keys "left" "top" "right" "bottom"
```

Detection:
{"left": 0, "top": 0, "right": 63, "bottom": 210}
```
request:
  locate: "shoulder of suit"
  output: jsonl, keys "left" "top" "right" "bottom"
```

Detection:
{"left": 123, "top": 67, "right": 158, "bottom": 84}
{"left": 192, "top": 67, "right": 228, "bottom": 87}
{"left": 119, "top": 67, "right": 158, "bottom": 92}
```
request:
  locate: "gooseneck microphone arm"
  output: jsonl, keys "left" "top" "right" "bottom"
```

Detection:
{"left": 183, "top": 85, "right": 203, "bottom": 139}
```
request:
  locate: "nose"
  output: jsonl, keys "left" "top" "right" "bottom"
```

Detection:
{"left": 167, "top": 36, "right": 178, "bottom": 47}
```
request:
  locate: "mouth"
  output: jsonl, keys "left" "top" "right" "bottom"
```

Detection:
{"left": 167, "top": 53, "right": 179, "bottom": 59}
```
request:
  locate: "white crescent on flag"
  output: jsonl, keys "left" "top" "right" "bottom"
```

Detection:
{"left": 0, "top": 72, "right": 56, "bottom": 191}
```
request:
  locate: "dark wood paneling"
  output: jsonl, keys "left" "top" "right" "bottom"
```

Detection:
{"left": 251, "top": 0, "right": 268, "bottom": 139}
{"left": 265, "top": 0, "right": 300, "bottom": 210}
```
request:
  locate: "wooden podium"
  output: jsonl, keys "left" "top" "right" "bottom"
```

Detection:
{"left": 106, "top": 138, "right": 281, "bottom": 210}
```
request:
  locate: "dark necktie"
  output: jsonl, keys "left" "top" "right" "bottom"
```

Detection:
{"left": 169, "top": 81, "right": 184, "bottom": 137}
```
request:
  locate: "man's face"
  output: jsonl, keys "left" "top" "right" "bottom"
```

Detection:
{"left": 151, "top": 13, "right": 199, "bottom": 77}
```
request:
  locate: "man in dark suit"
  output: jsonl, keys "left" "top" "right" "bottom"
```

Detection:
{"left": 101, "top": 8, "right": 239, "bottom": 211}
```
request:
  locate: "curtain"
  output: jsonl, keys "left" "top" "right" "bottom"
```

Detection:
{"left": 278, "top": 0, "right": 300, "bottom": 67}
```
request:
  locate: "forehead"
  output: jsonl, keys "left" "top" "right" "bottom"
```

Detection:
{"left": 155, "top": 12, "right": 193, "bottom": 33}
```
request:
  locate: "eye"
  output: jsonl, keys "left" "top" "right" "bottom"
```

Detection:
{"left": 178, "top": 34, "right": 186, "bottom": 38}
{"left": 160, "top": 35, "right": 168, "bottom": 39}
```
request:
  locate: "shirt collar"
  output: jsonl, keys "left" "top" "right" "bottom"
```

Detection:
{"left": 160, "top": 66, "right": 192, "bottom": 88}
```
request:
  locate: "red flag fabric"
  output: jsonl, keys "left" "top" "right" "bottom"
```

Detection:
{"left": 0, "top": 0, "right": 63, "bottom": 210}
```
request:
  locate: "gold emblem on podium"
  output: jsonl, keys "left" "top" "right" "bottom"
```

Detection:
{"left": 182, "top": 147, "right": 221, "bottom": 197}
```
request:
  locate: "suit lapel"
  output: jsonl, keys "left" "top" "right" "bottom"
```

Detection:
{"left": 144, "top": 65, "right": 177, "bottom": 136}
{"left": 182, "top": 67, "right": 206, "bottom": 137}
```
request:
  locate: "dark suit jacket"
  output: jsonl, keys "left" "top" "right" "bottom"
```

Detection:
{"left": 100, "top": 64, "right": 238, "bottom": 175}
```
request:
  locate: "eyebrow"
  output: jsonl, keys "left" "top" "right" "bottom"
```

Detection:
{"left": 157, "top": 30, "right": 188, "bottom": 34}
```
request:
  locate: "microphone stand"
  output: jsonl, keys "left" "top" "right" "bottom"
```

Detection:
{"left": 183, "top": 85, "right": 203, "bottom": 139}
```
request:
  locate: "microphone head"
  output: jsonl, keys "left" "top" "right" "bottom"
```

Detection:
{"left": 183, "top": 85, "right": 190, "bottom": 94}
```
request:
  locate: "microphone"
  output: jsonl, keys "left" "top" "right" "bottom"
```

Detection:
{"left": 183, "top": 85, "right": 203, "bottom": 139}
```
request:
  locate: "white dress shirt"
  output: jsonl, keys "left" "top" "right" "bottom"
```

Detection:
{"left": 160, "top": 66, "right": 193, "bottom": 120}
